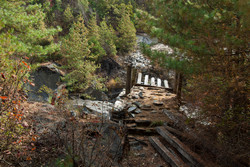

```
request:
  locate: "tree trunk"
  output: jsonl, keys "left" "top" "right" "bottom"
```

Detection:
{"left": 175, "top": 72, "right": 183, "bottom": 102}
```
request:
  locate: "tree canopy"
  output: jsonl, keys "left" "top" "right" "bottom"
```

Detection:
{"left": 138, "top": 0, "right": 249, "bottom": 160}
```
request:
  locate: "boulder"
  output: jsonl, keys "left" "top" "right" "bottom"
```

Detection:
{"left": 114, "top": 99, "right": 127, "bottom": 112}
{"left": 26, "top": 62, "right": 64, "bottom": 102}
{"left": 136, "top": 33, "right": 158, "bottom": 45}
{"left": 133, "top": 101, "right": 142, "bottom": 108}
{"left": 151, "top": 43, "right": 174, "bottom": 54}
{"left": 128, "top": 105, "right": 137, "bottom": 113}
{"left": 138, "top": 92, "right": 144, "bottom": 99}
{"left": 84, "top": 87, "right": 109, "bottom": 101}
{"left": 70, "top": 99, "right": 114, "bottom": 119}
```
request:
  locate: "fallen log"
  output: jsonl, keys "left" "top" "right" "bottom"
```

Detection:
{"left": 149, "top": 136, "right": 187, "bottom": 167}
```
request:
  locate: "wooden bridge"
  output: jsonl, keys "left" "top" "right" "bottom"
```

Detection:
{"left": 135, "top": 72, "right": 170, "bottom": 89}
{"left": 125, "top": 64, "right": 173, "bottom": 95}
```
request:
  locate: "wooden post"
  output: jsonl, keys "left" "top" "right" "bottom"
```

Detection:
{"left": 157, "top": 78, "right": 162, "bottom": 87}
{"left": 174, "top": 71, "right": 178, "bottom": 93}
{"left": 126, "top": 65, "right": 132, "bottom": 95}
{"left": 144, "top": 75, "right": 149, "bottom": 85}
{"left": 131, "top": 68, "right": 137, "bottom": 87}
{"left": 176, "top": 73, "right": 183, "bottom": 102}
{"left": 137, "top": 72, "right": 142, "bottom": 84}
{"left": 151, "top": 77, "right": 156, "bottom": 86}
{"left": 164, "top": 80, "right": 169, "bottom": 88}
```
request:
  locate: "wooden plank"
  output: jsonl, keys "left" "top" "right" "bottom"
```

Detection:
{"left": 135, "top": 83, "right": 173, "bottom": 92}
{"left": 151, "top": 77, "right": 156, "bottom": 86}
{"left": 156, "top": 127, "right": 206, "bottom": 167}
{"left": 164, "top": 80, "right": 170, "bottom": 88}
{"left": 137, "top": 72, "right": 142, "bottom": 84}
{"left": 164, "top": 126, "right": 187, "bottom": 139}
{"left": 149, "top": 137, "right": 187, "bottom": 167}
{"left": 157, "top": 78, "right": 162, "bottom": 87}
{"left": 144, "top": 75, "right": 149, "bottom": 85}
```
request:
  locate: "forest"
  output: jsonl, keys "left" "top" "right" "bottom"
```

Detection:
{"left": 0, "top": 0, "right": 249, "bottom": 166}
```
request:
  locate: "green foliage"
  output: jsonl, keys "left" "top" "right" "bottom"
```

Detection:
{"left": 60, "top": 16, "right": 105, "bottom": 93}
{"left": 78, "top": 0, "right": 89, "bottom": 12}
{"left": 99, "top": 21, "right": 117, "bottom": 56}
{"left": 144, "top": 0, "right": 249, "bottom": 159}
{"left": 134, "top": 9, "right": 153, "bottom": 32}
{"left": 0, "top": 0, "right": 61, "bottom": 59}
{"left": 89, "top": 0, "right": 120, "bottom": 19}
{"left": 64, "top": 5, "right": 74, "bottom": 24}
{"left": 140, "top": 43, "right": 199, "bottom": 75}
{"left": 87, "top": 13, "right": 100, "bottom": 40}
{"left": 87, "top": 14, "right": 106, "bottom": 59}
{"left": 0, "top": 1, "right": 61, "bottom": 162}
{"left": 116, "top": 13, "right": 136, "bottom": 52}
{"left": 88, "top": 37, "right": 106, "bottom": 61}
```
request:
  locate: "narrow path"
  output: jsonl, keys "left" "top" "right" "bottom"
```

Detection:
{"left": 117, "top": 85, "right": 212, "bottom": 167}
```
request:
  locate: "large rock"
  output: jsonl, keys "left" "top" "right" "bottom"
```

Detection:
{"left": 26, "top": 62, "right": 64, "bottom": 102}
{"left": 84, "top": 87, "right": 109, "bottom": 101}
{"left": 114, "top": 99, "right": 127, "bottom": 112}
{"left": 151, "top": 43, "right": 174, "bottom": 54}
{"left": 70, "top": 99, "right": 114, "bottom": 119}
{"left": 136, "top": 33, "right": 158, "bottom": 45}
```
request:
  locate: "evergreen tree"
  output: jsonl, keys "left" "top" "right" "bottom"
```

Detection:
{"left": 0, "top": 0, "right": 60, "bottom": 161}
{"left": 143, "top": 0, "right": 249, "bottom": 161}
{"left": 61, "top": 16, "right": 104, "bottom": 93}
{"left": 87, "top": 14, "right": 106, "bottom": 60}
{"left": 99, "top": 21, "right": 117, "bottom": 56}
{"left": 0, "top": 0, "right": 61, "bottom": 59}
{"left": 117, "top": 13, "right": 136, "bottom": 52}
{"left": 87, "top": 13, "right": 100, "bottom": 40}
{"left": 63, "top": 5, "right": 74, "bottom": 24}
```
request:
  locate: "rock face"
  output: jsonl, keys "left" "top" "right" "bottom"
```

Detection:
{"left": 129, "top": 50, "right": 152, "bottom": 69}
{"left": 100, "top": 57, "right": 121, "bottom": 75}
{"left": 26, "top": 62, "right": 64, "bottom": 102}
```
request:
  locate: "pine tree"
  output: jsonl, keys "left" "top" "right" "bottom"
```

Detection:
{"left": 143, "top": 0, "right": 249, "bottom": 161}
{"left": 87, "top": 13, "right": 100, "bottom": 40}
{"left": 61, "top": 16, "right": 104, "bottom": 92}
{"left": 0, "top": 0, "right": 61, "bottom": 59}
{"left": 0, "top": 0, "right": 60, "bottom": 160}
{"left": 87, "top": 13, "right": 106, "bottom": 60}
{"left": 117, "top": 13, "right": 136, "bottom": 52}
{"left": 99, "top": 21, "right": 117, "bottom": 56}
{"left": 63, "top": 5, "right": 74, "bottom": 24}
